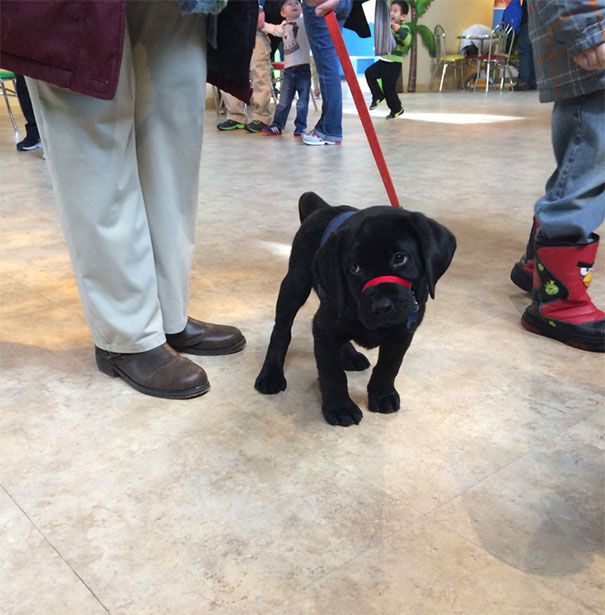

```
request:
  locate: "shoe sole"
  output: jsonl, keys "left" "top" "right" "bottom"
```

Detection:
{"left": 245, "top": 126, "right": 264, "bottom": 133}
{"left": 95, "top": 353, "right": 210, "bottom": 399}
{"left": 168, "top": 337, "right": 247, "bottom": 356}
{"left": 521, "top": 308, "right": 605, "bottom": 352}
{"left": 262, "top": 131, "right": 282, "bottom": 136}
{"left": 302, "top": 139, "right": 340, "bottom": 146}
{"left": 17, "top": 143, "right": 42, "bottom": 151}
{"left": 217, "top": 125, "right": 244, "bottom": 131}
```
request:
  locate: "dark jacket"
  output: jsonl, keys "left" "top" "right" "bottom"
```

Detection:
{"left": 0, "top": 0, "right": 256, "bottom": 102}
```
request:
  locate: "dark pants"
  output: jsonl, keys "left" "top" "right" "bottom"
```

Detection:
{"left": 273, "top": 64, "right": 311, "bottom": 132}
{"left": 516, "top": 22, "right": 536, "bottom": 86}
{"left": 15, "top": 75, "right": 38, "bottom": 137}
{"left": 365, "top": 60, "right": 402, "bottom": 113}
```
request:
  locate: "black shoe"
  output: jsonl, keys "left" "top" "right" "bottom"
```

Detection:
{"left": 512, "top": 82, "right": 537, "bottom": 92}
{"left": 217, "top": 119, "right": 244, "bottom": 131}
{"left": 95, "top": 343, "right": 210, "bottom": 398}
{"left": 386, "top": 108, "right": 404, "bottom": 119}
{"left": 369, "top": 98, "right": 383, "bottom": 110}
{"left": 16, "top": 134, "right": 42, "bottom": 151}
{"left": 166, "top": 317, "right": 246, "bottom": 356}
{"left": 244, "top": 120, "right": 267, "bottom": 133}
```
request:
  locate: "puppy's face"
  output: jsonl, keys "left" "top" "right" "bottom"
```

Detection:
{"left": 313, "top": 206, "right": 456, "bottom": 329}
{"left": 347, "top": 219, "right": 423, "bottom": 329}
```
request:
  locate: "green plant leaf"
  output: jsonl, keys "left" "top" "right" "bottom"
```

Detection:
{"left": 416, "top": 23, "right": 436, "bottom": 57}
{"left": 415, "top": 0, "right": 434, "bottom": 17}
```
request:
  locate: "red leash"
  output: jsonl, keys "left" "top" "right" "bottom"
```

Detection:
{"left": 324, "top": 10, "right": 401, "bottom": 208}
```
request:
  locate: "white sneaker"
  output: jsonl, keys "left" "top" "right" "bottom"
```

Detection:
{"left": 302, "top": 131, "right": 341, "bottom": 146}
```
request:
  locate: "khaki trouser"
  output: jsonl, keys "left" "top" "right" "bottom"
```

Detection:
{"left": 223, "top": 29, "right": 272, "bottom": 124}
{"left": 27, "top": 1, "right": 207, "bottom": 353}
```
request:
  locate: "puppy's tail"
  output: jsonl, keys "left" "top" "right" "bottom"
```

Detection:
{"left": 298, "top": 192, "right": 330, "bottom": 223}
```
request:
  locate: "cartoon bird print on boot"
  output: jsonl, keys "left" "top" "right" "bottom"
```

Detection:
{"left": 522, "top": 235, "right": 605, "bottom": 352}
{"left": 578, "top": 261, "right": 594, "bottom": 288}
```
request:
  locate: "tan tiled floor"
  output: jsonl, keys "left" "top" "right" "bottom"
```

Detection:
{"left": 1, "top": 86, "right": 603, "bottom": 615}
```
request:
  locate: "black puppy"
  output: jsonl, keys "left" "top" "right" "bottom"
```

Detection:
{"left": 255, "top": 192, "right": 456, "bottom": 427}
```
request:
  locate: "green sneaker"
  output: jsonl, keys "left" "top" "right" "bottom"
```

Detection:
{"left": 386, "top": 108, "right": 404, "bottom": 119}
{"left": 217, "top": 119, "right": 244, "bottom": 131}
{"left": 244, "top": 120, "right": 267, "bottom": 133}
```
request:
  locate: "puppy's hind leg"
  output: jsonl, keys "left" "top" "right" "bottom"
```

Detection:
{"left": 340, "top": 342, "right": 370, "bottom": 371}
{"left": 255, "top": 269, "right": 312, "bottom": 395}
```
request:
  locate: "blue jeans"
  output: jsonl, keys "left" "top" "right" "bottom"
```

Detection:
{"left": 302, "top": 0, "right": 352, "bottom": 141}
{"left": 535, "top": 89, "right": 605, "bottom": 242}
{"left": 273, "top": 64, "right": 311, "bottom": 132}
{"left": 516, "top": 22, "right": 536, "bottom": 86}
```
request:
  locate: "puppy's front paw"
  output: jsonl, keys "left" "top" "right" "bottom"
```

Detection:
{"left": 322, "top": 400, "right": 363, "bottom": 426}
{"left": 368, "top": 389, "right": 400, "bottom": 414}
{"left": 255, "top": 368, "right": 287, "bottom": 395}
{"left": 340, "top": 344, "right": 371, "bottom": 372}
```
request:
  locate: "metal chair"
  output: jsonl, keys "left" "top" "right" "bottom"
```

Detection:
{"left": 473, "top": 22, "right": 516, "bottom": 92}
{"left": 0, "top": 69, "right": 19, "bottom": 136}
{"left": 429, "top": 25, "right": 465, "bottom": 91}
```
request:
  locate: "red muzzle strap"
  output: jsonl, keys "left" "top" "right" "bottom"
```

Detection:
{"left": 361, "top": 276, "right": 412, "bottom": 293}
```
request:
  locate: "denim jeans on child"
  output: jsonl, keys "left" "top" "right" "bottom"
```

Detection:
{"left": 302, "top": 0, "right": 352, "bottom": 141}
{"left": 535, "top": 89, "right": 605, "bottom": 242}
{"left": 516, "top": 21, "right": 536, "bottom": 86}
{"left": 273, "top": 64, "right": 311, "bottom": 132}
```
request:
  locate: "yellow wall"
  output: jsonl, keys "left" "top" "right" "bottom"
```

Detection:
{"left": 402, "top": 0, "right": 495, "bottom": 90}
{"left": 361, "top": 0, "right": 495, "bottom": 90}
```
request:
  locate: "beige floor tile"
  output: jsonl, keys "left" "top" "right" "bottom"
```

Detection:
{"left": 0, "top": 489, "right": 107, "bottom": 615}
{"left": 273, "top": 519, "right": 595, "bottom": 615}
{"left": 1, "top": 88, "right": 603, "bottom": 614}
{"left": 0, "top": 395, "right": 423, "bottom": 614}
{"left": 430, "top": 419, "right": 604, "bottom": 613}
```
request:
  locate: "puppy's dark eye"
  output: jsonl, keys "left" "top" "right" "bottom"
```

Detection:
{"left": 350, "top": 263, "right": 361, "bottom": 274}
{"left": 392, "top": 252, "right": 408, "bottom": 266}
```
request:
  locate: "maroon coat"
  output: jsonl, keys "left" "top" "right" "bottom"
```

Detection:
{"left": 0, "top": 0, "right": 255, "bottom": 102}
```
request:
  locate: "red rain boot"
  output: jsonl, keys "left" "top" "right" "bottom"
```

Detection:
{"left": 522, "top": 234, "right": 605, "bottom": 352}
{"left": 511, "top": 218, "right": 539, "bottom": 293}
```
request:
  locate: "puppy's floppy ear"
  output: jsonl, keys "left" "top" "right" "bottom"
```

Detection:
{"left": 312, "top": 229, "right": 349, "bottom": 317}
{"left": 299, "top": 192, "right": 331, "bottom": 223}
{"left": 407, "top": 212, "right": 456, "bottom": 299}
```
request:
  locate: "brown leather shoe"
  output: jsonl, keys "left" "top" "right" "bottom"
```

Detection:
{"left": 165, "top": 317, "right": 246, "bottom": 356}
{"left": 95, "top": 343, "right": 209, "bottom": 399}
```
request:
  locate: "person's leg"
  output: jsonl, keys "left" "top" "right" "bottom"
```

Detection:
{"left": 15, "top": 75, "right": 40, "bottom": 149}
{"left": 127, "top": 0, "right": 207, "bottom": 335}
{"left": 521, "top": 90, "right": 605, "bottom": 351}
{"left": 249, "top": 30, "right": 273, "bottom": 126}
{"left": 27, "top": 37, "right": 164, "bottom": 353}
{"left": 382, "top": 62, "right": 403, "bottom": 113}
{"left": 535, "top": 90, "right": 605, "bottom": 242}
{"left": 272, "top": 68, "right": 296, "bottom": 130}
{"left": 302, "top": 0, "right": 352, "bottom": 141}
{"left": 293, "top": 64, "right": 311, "bottom": 133}
{"left": 220, "top": 91, "right": 247, "bottom": 125}
{"left": 365, "top": 61, "right": 385, "bottom": 106}
{"left": 26, "top": 1, "right": 207, "bottom": 353}
{"left": 515, "top": 22, "right": 536, "bottom": 88}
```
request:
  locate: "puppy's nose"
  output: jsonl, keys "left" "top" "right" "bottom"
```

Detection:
{"left": 371, "top": 298, "right": 393, "bottom": 315}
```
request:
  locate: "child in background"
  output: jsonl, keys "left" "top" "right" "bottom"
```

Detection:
{"left": 365, "top": 0, "right": 412, "bottom": 119}
{"left": 261, "top": 0, "right": 311, "bottom": 136}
